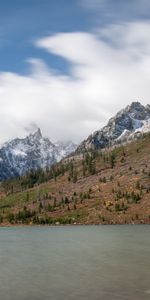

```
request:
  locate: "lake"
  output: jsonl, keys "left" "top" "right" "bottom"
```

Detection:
{"left": 0, "top": 225, "right": 150, "bottom": 300}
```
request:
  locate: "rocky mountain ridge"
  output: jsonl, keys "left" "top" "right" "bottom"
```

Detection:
{"left": 0, "top": 129, "right": 77, "bottom": 180}
{"left": 0, "top": 101, "right": 149, "bottom": 180}
{"left": 77, "top": 102, "right": 150, "bottom": 152}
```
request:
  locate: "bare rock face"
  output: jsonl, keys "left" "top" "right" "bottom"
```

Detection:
{"left": 77, "top": 102, "right": 150, "bottom": 152}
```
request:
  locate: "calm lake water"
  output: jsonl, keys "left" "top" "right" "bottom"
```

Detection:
{"left": 0, "top": 225, "right": 150, "bottom": 300}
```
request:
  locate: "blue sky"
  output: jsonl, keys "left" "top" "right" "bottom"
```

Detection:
{"left": 0, "top": 0, "right": 91, "bottom": 74}
{"left": 0, "top": 0, "right": 150, "bottom": 143}
{"left": 1, "top": 0, "right": 150, "bottom": 75}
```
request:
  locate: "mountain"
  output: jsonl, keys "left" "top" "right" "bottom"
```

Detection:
{"left": 54, "top": 140, "right": 78, "bottom": 161}
{"left": 77, "top": 102, "right": 150, "bottom": 152}
{"left": 0, "top": 129, "right": 77, "bottom": 180}
{"left": 0, "top": 102, "right": 150, "bottom": 225}
{"left": 0, "top": 132, "right": 150, "bottom": 225}
{"left": 1, "top": 101, "right": 149, "bottom": 180}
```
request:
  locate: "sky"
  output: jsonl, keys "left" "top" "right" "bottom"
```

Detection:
{"left": 0, "top": 0, "right": 150, "bottom": 144}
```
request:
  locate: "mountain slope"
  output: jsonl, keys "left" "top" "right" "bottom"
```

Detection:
{"left": 0, "top": 129, "right": 77, "bottom": 180}
{"left": 77, "top": 102, "right": 150, "bottom": 152}
{"left": 0, "top": 132, "right": 150, "bottom": 225}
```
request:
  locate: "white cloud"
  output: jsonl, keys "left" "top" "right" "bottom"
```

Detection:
{"left": 0, "top": 21, "right": 150, "bottom": 144}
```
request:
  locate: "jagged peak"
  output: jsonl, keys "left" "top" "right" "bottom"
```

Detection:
{"left": 129, "top": 101, "right": 143, "bottom": 107}
{"left": 76, "top": 101, "right": 150, "bottom": 153}
{"left": 108, "top": 101, "right": 144, "bottom": 120}
{"left": 29, "top": 128, "right": 42, "bottom": 139}
{"left": 0, "top": 128, "right": 77, "bottom": 180}
{"left": 114, "top": 101, "right": 149, "bottom": 122}
{"left": 126, "top": 101, "right": 145, "bottom": 112}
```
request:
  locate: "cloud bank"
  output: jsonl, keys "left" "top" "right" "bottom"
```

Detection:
{"left": 0, "top": 21, "right": 150, "bottom": 144}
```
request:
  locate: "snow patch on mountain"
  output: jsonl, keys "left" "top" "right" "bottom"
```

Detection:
{"left": 54, "top": 140, "right": 77, "bottom": 161}
{"left": 12, "top": 149, "right": 27, "bottom": 157}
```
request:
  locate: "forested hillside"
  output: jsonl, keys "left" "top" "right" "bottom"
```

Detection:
{"left": 0, "top": 133, "right": 150, "bottom": 225}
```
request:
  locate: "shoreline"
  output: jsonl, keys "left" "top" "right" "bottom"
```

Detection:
{"left": 0, "top": 222, "right": 150, "bottom": 228}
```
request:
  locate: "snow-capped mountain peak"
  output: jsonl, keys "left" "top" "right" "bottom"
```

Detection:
{"left": 77, "top": 101, "right": 150, "bottom": 152}
{"left": 0, "top": 129, "right": 77, "bottom": 180}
